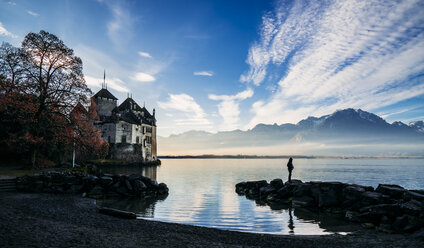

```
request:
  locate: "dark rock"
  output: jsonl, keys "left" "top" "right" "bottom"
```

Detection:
{"left": 345, "top": 211, "right": 375, "bottom": 223}
{"left": 115, "top": 186, "right": 128, "bottom": 195}
{"left": 235, "top": 182, "right": 247, "bottom": 195}
{"left": 259, "top": 185, "right": 277, "bottom": 198}
{"left": 128, "top": 174, "right": 142, "bottom": 181}
{"left": 360, "top": 204, "right": 401, "bottom": 218}
{"left": 100, "top": 176, "right": 113, "bottom": 186}
{"left": 404, "top": 215, "right": 423, "bottom": 233}
{"left": 317, "top": 182, "right": 344, "bottom": 208}
{"left": 293, "top": 183, "right": 312, "bottom": 197}
{"left": 275, "top": 186, "right": 292, "bottom": 199}
{"left": 392, "top": 215, "right": 409, "bottom": 232}
{"left": 343, "top": 185, "right": 365, "bottom": 201}
{"left": 341, "top": 199, "right": 362, "bottom": 211}
{"left": 318, "top": 189, "right": 339, "bottom": 208}
{"left": 292, "top": 196, "right": 315, "bottom": 207}
{"left": 376, "top": 184, "right": 405, "bottom": 199}
{"left": 362, "top": 223, "right": 375, "bottom": 229}
{"left": 124, "top": 180, "right": 133, "bottom": 191}
{"left": 88, "top": 185, "right": 103, "bottom": 198}
{"left": 412, "top": 228, "right": 424, "bottom": 241}
{"left": 158, "top": 183, "right": 169, "bottom": 195}
{"left": 270, "top": 179, "right": 284, "bottom": 189}
{"left": 377, "top": 224, "right": 394, "bottom": 233}
{"left": 285, "top": 179, "right": 302, "bottom": 185}
{"left": 361, "top": 191, "right": 390, "bottom": 207}
{"left": 247, "top": 180, "right": 268, "bottom": 189}
{"left": 380, "top": 215, "right": 392, "bottom": 224}
{"left": 403, "top": 191, "right": 424, "bottom": 202}
{"left": 400, "top": 200, "right": 423, "bottom": 216}
{"left": 133, "top": 180, "right": 147, "bottom": 195}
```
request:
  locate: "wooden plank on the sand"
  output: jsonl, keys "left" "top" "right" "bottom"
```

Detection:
{"left": 98, "top": 207, "right": 137, "bottom": 219}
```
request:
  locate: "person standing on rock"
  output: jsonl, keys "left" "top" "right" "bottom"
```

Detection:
{"left": 287, "top": 158, "right": 294, "bottom": 183}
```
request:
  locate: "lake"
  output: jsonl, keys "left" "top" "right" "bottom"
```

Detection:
{"left": 97, "top": 158, "right": 424, "bottom": 235}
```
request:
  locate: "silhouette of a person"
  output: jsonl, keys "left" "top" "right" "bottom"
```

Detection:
{"left": 287, "top": 157, "right": 294, "bottom": 183}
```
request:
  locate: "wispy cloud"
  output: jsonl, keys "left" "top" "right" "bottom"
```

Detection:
{"left": 26, "top": 10, "right": 39, "bottom": 17}
{"left": 0, "top": 22, "right": 17, "bottom": 38}
{"left": 8, "top": 2, "right": 16, "bottom": 6}
{"left": 158, "top": 93, "right": 211, "bottom": 126}
{"left": 242, "top": 0, "right": 424, "bottom": 128}
{"left": 209, "top": 88, "right": 254, "bottom": 130}
{"left": 85, "top": 75, "right": 129, "bottom": 93}
{"left": 194, "top": 71, "right": 214, "bottom": 77}
{"left": 101, "top": 1, "right": 134, "bottom": 48}
{"left": 131, "top": 72, "right": 156, "bottom": 82}
{"left": 138, "top": 51, "right": 152, "bottom": 58}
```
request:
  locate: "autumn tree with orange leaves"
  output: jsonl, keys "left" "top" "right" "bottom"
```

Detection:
{"left": 0, "top": 30, "right": 108, "bottom": 167}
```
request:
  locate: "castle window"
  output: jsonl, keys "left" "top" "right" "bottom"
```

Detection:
{"left": 136, "top": 136, "right": 140, "bottom": 144}
{"left": 121, "top": 135, "right": 127, "bottom": 143}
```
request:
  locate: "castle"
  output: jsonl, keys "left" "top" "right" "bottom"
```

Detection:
{"left": 92, "top": 87, "right": 157, "bottom": 163}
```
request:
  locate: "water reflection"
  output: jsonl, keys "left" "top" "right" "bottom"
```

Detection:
{"left": 95, "top": 158, "right": 423, "bottom": 235}
{"left": 100, "top": 165, "right": 157, "bottom": 181}
{"left": 288, "top": 207, "right": 295, "bottom": 234}
{"left": 97, "top": 194, "right": 168, "bottom": 218}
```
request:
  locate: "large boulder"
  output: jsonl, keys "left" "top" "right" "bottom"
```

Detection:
{"left": 235, "top": 182, "right": 247, "bottom": 195}
{"left": 400, "top": 200, "right": 423, "bottom": 216}
{"left": 376, "top": 184, "right": 405, "bottom": 199}
{"left": 313, "top": 182, "right": 344, "bottom": 208}
{"left": 361, "top": 191, "right": 391, "bottom": 207}
{"left": 360, "top": 204, "right": 401, "bottom": 218}
{"left": 158, "top": 183, "right": 169, "bottom": 195}
{"left": 275, "top": 185, "right": 293, "bottom": 199}
{"left": 259, "top": 185, "right": 277, "bottom": 198}
{"left": 132, "top": 180, "right": 147, "bottom": 195}
{"left": 403, "top": 191, "right": 424, "bottom": 202}
{"left": 99, "top": 176, "right": 113, "bottom": 186}
{"left": 124, "top": 179, "right": 133, "bottom": 191}
{"left": 293, "top": 183, "right": 312, "bottom": 198}
{"left": 270, "top": 179, "right": 284, "bottom": 189}
{"left": 292, "top": 196, "right": 315, "bottom": 207}
{"left": 392, "top": 215, "right": 409, "bottom": 232}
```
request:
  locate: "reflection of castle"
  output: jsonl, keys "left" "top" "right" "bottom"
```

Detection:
{"left": 92, "top": 87, "right": 157, "bottom": 162}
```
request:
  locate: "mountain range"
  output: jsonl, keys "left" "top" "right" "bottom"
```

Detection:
{"left": 158, "top": 109, "right": 424, "bottom": 156}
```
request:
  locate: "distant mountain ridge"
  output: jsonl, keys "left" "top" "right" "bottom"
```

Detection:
{"left": 159, "top": 108, "right": 424, "bottom": 156}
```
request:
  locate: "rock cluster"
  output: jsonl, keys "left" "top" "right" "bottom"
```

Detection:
{"left": 16, "top": 172, "right": 169, "bottom": 199}
{"left": 236, "top": 179, "right": 424, "bottom": 234}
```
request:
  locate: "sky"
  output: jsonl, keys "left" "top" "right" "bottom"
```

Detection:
{"left": 1, "top": 0, "right": 423, "bottom": 137}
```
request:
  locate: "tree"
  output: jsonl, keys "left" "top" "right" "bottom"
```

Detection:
{"left": 0, "top": 42, "right": 26, "bottom": 93}
{"left": 0, "top": 31, "right": 108, "bottom": 167}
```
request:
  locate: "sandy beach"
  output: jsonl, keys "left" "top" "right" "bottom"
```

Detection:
{"left": 0, "top": 192, "right": 422, "bottom": 248}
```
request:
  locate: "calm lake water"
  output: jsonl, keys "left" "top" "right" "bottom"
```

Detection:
{"left": 97, "top": 158, "right": 424, "bottom": 235}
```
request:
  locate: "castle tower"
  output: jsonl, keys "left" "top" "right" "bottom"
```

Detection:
{"left": 93, "top": 88, "right": 118, "bottom": 118}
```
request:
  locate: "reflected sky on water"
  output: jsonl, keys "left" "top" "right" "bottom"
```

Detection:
{"left": 97, "top": 158, "right": 424, "bottom": 235}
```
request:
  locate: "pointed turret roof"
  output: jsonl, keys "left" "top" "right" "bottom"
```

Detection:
{"left": 93, "top": 88, "right": 118, "bottom": 100}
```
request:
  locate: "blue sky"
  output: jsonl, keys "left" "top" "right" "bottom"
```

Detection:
{"left": 1, "top": 0, "right": 423, "bottom": 137}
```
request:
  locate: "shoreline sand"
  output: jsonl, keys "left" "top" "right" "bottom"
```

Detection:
{"left": 0, "top": 192, "right": 422, "bottom": 247}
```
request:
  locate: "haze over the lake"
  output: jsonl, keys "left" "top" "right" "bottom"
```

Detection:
{"left": 2, "top": 0, "right": 423, "bottom": 155}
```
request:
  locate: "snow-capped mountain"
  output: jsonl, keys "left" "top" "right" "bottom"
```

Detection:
{"left": 158, "top": 109, "right": 424, "bottom": 156}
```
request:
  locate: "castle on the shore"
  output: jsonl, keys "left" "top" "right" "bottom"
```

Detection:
{"left": 92, "top": 86, "right": 157, "bottom": 163}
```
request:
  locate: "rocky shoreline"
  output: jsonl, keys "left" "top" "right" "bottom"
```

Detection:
{"left": 16, "top": 171, "right": 169, "bottom": 199}
{"left": 236, "top": 179, "right": 424, "bottom": 236}
{"left": 1, "top": 192, "right": 423, "bottom": 248}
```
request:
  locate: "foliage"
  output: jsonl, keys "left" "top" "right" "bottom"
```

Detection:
{"left": 0, "top": 31, "right": 108, "bottom": 167}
